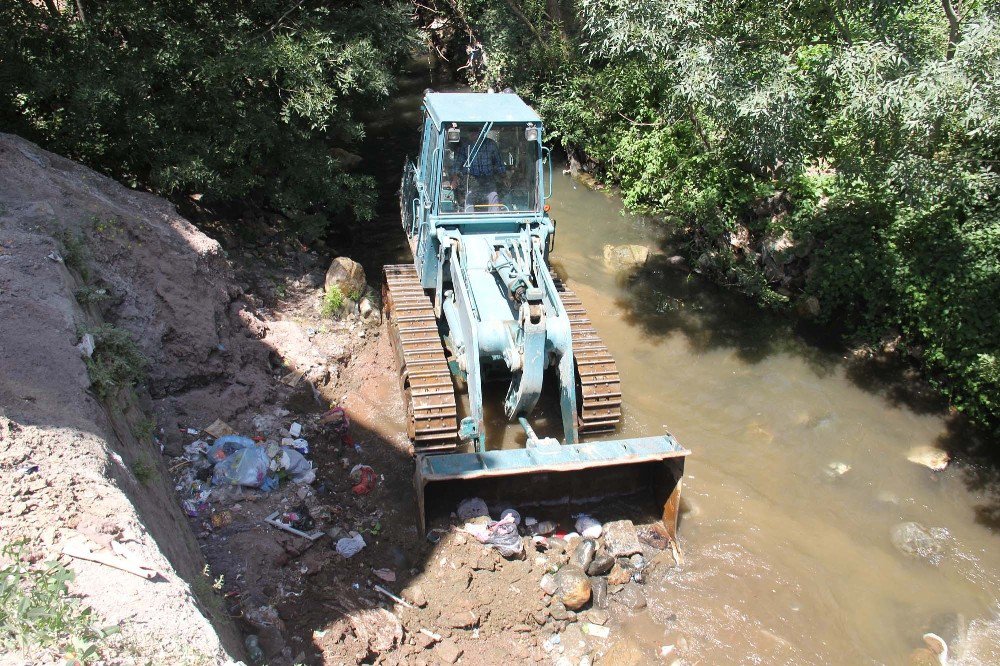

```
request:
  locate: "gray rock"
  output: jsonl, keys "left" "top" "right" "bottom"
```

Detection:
{"left": 587, "top": 552, "right": 614, "bottom": 576}
{"left": 891, "top": 521, "right": 949, "bottom": 565}
{"left": 549, "top": 600, "right": 570, "bottom": 621}
{"left": 571, "top": 539, "right": 597, "bottom": 571}
{"left": 629, "top": 553, "right": 645, "bottom": 569}
{"left": 613, "top": 583, "right": 647, "bottom": 611}
{"left": 589, "top": 576, "right": 608, "bottom": 610}
{"left": 539, "top": 573, "right": 557, "bottom": 595}
{"left": 603, "top": 520, "right": 642, "bottom": 557}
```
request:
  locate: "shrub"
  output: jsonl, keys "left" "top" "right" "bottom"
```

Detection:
{"left": 0, "top": 540, "right": 119, "bottom": 662}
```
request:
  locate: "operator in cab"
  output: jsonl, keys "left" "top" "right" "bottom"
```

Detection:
{"left": 450, "top": 125, "right": 507, "bottom": 212}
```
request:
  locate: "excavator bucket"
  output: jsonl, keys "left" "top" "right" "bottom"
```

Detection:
{"left": 415, "top": 434, "right": 689, "bottom": 539}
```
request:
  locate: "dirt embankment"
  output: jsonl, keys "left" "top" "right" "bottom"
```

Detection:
{"left": 0, "top": 133, "right": 255, "bottom": 662}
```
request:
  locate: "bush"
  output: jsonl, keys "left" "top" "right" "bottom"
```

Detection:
{"left": 82, "top": 324, "right": 146, "bottom": 399}
{"left": 321, "top": 286, "right": 345, "bottom": 317}
{"left": 0, "top": 541, "right": 119, "bottom": 662}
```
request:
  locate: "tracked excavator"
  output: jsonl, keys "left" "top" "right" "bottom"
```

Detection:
{"left": 384, "top": 91, "right": 689, "bottom": 539}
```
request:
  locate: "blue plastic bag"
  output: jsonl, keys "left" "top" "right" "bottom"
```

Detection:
{"left": 212, "top": 446, "right": 269, "bottom": 487}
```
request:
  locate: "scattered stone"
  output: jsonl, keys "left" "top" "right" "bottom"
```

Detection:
{"left": 614, "top": 583, "right": 647, "bottom": 611}
{"left": 590, "top": 576, "right": 608, "bottom": 610}
{"left": 907, "top": 446, "right": 950, "bottom": 472}
{"left": 549, "top": 600, "right": 570, "bottom": 621}
{"left": 571, "top": 539, "right": 597, "bottom": 571}
{"left": 402, "top": 584, "right": 428, "bottom": 608}
{"left": 547, "top": 536, "right": 567, "bottom": 552}
{"left": 890, "top": 521, "right": 949, "bottom": 565}
{"left": 603, "top": 520, "right": 642, "bottom": 557}
{"left": 554, "top": 565, "right": 592, "bottom": 610}
{"left": 629, "top": 553, "right": 645, "bottom": 569}
{"left": 434, "top": 639, "right": 463, "bottom": 664}
{"left": 606, "top": 561, "right": 633, "bottom": 586}
{"left": 539, "top": 573, "right": 557, "bottom": 595}
{"left": 587, "top": 552, "right": 614, "bottom": 576}
{"left": 583, "top": 609, "right": 610, "bottom": 626}
{"left": 602, "top": 637, "right": 646, "bottom": 666}
{"left": 442, "top": 610, "right": 478, "bottom": 629}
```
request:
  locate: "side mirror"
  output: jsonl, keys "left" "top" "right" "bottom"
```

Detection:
{"left": 447, "top": 123, "right": 461, "bottom": 143}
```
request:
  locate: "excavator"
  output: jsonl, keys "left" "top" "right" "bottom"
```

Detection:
{"left": 383, "top": 91, "right": 689, "bottom": 540}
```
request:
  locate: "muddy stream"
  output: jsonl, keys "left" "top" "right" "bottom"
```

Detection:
{"left": 356, "top": 67, "right": 1000, "bottom": 664}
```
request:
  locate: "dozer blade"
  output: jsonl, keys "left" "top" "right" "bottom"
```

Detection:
{"left": 415, "top": 435, "right": 689, "bottom": 538}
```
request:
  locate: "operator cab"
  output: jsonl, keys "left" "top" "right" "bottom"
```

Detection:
{"left": 439, "top": 123, "right": 541, "bottom": 214}
{"left": 414, "top": 92, "right": 549, "bottom": 221}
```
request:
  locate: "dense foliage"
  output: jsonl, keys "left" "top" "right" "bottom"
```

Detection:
{"left": 423, "top": 0, "right": 1000, "bottom": 433}
{"left": 0, "top": 0, "right": 414, "bottom": 237}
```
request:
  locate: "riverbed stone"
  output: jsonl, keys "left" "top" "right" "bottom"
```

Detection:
{"left": 602, "top": 637, "right": 645, "bottom": 666}
{"left": 549, "top": 600, "right": 570, "bottom": 621}
{"left": 607, "top": 561, "right": 633, "bottom": 585}
{"left": 324, "top": 256, "right": 366, "bottom": 299}
{"left": 590, "top": 576, "right": 608, "bottom": 610}
{"left": 603, "top": 244, "right": 651, "bottom": 272}
{"left": 539, "top": 573, "right": 557, "bottom": 595}
{"left": 613, "top": 583, "right": 647, "bottom": 611}
{"left": 603, "top": 520, "right": 642, "bottom": 557}
{"left": 907, "top": 446, "right": 950, "bottom": 471}
{"left": 554, "top": 565, "right": 592, "bottom": 610}
{"left": 572, "top": 539, "right": 597, "bottom": 571}
{"left": 587, "top": 552, "right": 615, "bottom": 576}
{"left": 890, "top": 521, "right": 949, "bottom": 565}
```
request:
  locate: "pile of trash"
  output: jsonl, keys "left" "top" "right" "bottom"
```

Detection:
{"left": 170, "top": 408, "right": 392, "bottom": 564}
{"left": 173, "top": 417, "right": 318, "bottom": 518}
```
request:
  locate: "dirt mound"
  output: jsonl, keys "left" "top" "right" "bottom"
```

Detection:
{"left": 0, "top": 133, "right": 247, "bottom": 663}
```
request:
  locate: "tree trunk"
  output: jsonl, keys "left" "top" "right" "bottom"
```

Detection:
{"left": 942, "top": 0, "right": 962, "bottom": 60}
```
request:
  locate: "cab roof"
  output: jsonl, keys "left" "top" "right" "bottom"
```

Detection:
{"left": 423, "top": 92, "right": 542, "bottom": 126}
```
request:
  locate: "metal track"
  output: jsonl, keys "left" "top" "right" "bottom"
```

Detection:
{"left": 383, "top": 265, "right": 458, "bottom": 451}
{"left": 551, "top": 272, "right": 623, "bottom": 434}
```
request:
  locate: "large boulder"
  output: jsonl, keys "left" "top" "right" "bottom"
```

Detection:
{"left": 603, "top": 244, "right": 651, "bottom": 272}
{"left": 325, "top": 256, "right": 366, "bottom": 299}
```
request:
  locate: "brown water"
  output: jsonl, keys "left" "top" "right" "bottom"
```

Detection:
{"left": 359, "top": 66, "right": 1000, "bottom": 664}
{"left": 540, "top": 173, "right": 1000, "bottom": 663}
